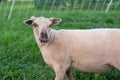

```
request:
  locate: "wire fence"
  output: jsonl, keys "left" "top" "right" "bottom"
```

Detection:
{"left": 0, "top": 0, "right": 120, "bottom": 20}
{"left": 34, "top": 0, "right": 120, "bottom": 10}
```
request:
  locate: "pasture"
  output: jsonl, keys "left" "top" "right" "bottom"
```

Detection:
{"left": 0, "top": 1, "right": 120, "bottom": 80}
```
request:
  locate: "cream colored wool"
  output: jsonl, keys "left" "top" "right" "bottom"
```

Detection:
{"left": 24, "top": 16, "right": 120, "bottom": 80}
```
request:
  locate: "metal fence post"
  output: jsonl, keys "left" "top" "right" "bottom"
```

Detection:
{"left": 8, "top": 0, "right": 15, "bottom": 20}
{"left": 105, "top": 0, "right": 113, "bottom": 12}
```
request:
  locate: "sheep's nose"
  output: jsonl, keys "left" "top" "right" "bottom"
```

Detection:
{"left": 41, "top": 32, "right": 48, "bottom": 39}
{"left": 39, "top": 32, "right": 48, "bottom": 43}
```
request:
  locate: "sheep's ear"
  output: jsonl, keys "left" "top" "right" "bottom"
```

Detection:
{"left": 24, "top": 20, "right": 33, "bottom": 25}
{"left": 24, "top": 16, "right": 36, "bottom": 26}
{"left": 49, "top": 18, "right": 62, "bottom": 26}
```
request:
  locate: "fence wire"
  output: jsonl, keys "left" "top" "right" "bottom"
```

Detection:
{"left": 0, "top": 0, "right": 120, "bottom": 20}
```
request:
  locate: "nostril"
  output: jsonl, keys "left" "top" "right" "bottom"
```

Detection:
{"left": 41, "top": 32, "right": 43, "bottom": 35}
{"left": 41, "top": 33, "right": 44, "bottom": 38}
{"left": 44, "top": 33, "right": 48, "bottom": 39}
{"left": 41, "top": 32, "right": 48, "bottom": 38}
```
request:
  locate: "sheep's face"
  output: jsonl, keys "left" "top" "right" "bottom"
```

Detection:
{"left": 24, "top": 16, "right": 61, "bottom": 43}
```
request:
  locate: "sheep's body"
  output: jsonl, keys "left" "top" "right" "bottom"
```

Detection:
{"left": 24, "top": 17, "right": 120, "bottom": 80}
{"left": 39, "top": 29, "right": 120, "bottom": 75}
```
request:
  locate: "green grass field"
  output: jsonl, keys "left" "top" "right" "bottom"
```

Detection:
{"left": 0, "top": 1, "right": 120, "bottom": 80}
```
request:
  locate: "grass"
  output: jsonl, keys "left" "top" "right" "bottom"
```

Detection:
{"left": 0, "top": 1, "right": 120, "bottom": 80}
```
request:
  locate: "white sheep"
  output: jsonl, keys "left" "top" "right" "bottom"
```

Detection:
{"left": 24, "top": 16, "right": 120, "bottom": 80}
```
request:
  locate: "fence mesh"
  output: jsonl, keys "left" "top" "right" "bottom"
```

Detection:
{"left": 0, "top": 0, "right": 120, "bottom": 20}
{"left": 34, "top": 0, "right": 120, "bottom": 10}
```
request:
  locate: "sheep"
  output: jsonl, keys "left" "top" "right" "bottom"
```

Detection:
{"left": 24, "top": 16, "right": 120, "bottom": 80}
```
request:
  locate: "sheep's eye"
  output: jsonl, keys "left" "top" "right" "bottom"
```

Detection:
{"left": 33, "top": 23, "right": 38, "bottom": 27}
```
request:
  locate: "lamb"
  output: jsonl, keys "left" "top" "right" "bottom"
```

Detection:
{"left": 24, "top": 16, "right": 120, "bottom": 80}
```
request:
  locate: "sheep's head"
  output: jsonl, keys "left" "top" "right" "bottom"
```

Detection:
{"left": 24, "top": 16, "right": 61, "bottom": 43}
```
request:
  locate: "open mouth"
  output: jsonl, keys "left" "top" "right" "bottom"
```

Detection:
{"left": 40, "top": 39, "right": 48, "bottom": 43}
